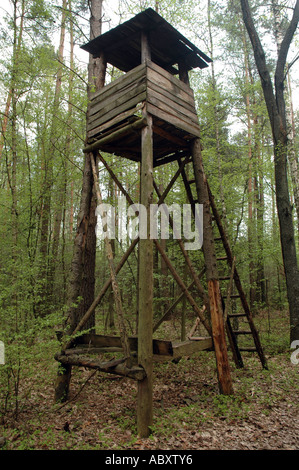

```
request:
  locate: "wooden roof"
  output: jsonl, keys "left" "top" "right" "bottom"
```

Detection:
{"left": 81, "top": 8, "right": 211, "bottom": 75}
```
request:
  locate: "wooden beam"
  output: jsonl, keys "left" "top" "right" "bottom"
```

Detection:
{"left": 64, "top": 347, "right": 124, "bottom": 355}
{"left": 75, "top": 334, "right": 173, "bottom": 356}
{"left": 55, "top": 353, "right": 146, "bottom": 381}
{"left": 137, "top": 33, "right": 154, "bottom": 437}
{"left": 84, "top": 117, "right": 147, "bottom": 153}
{"left": 208, "top": 278, "right": 234, "bottom": 394}
{"left": 153, "top": 124, "right": 188, "bottom": 147}
{"left": 172, "top": 337, "right": 213, "bottom": 358}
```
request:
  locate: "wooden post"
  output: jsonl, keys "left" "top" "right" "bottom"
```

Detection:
{"left": 192, "top": 138, "right": 233, "bottom": 395}
{"left": 137, "top": 31, "right": 154, "bottom": 438}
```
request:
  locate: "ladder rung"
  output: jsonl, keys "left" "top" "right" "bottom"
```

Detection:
{"left": 188, "top": 179, "right": 196, "bottom": 184}
{"left": 223, "top": 294, "right": 240, "bottom": 299}
{"left": 214, "top": 237, "right": 222, "bottom": 241}
{"left": 219, "top": 276, "right": 231, "bottom": 280}
{"left": 228, "top": 313, "right": 247, "bottom": 318}
{"left": 217, "top": 256, "right": 228, "bottom": 261}
{"left": 232, "top": 330, "right": 252, "bottom": 335}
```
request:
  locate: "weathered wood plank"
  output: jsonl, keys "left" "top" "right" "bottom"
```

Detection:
{"left": 74, "top": 333, "right": 173, "bottom": 356}
{"left": 89, "top": 77, "right": 146, "bottom": 118}
{"left": 147, "top": 86, "right": 199, "bottom": 125}
{"left": 88, "top": 87, "right": 146, "bottom": 129}
{"left": 87, "top": 91, "right": 146, "bottom": 132}
{"left": 172, "top": 338, "right": 213, "bottom": 358}
{"left": 64, "top": 347, "right": 124, "bottom": 355}
{"left": 84, "top": 117, "right": 147, "bottom": 153}
{"left": 76, "top": 333, "right": 138, "bottom": 350}
{"left": 146, "top": 60, "right": 194, "bottom": 97}
{"left": 146, "top": 68, "right": 195, "bottom": 108}
{"left": 147, "top": 77, "right": 197, "bottom": 115}
{"left": 90, "top": 63, "right": 146, "bottom": 102}
{"left": 147, "top": 102, "right": 201, "bottom": 138}
{"left": 87, "top": 104, "right": 144, "bottom": 140}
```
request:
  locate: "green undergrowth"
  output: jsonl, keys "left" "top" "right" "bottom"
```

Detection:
{"left": 0, "top": 309, "right": 298, "bottom": 450}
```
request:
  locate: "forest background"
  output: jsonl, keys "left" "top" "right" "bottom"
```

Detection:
{"left": 0, "top": 0, "right": 299, "bottom": 450}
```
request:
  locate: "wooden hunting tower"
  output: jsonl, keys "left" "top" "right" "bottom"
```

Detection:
{"left": 81, "top": 8, "right": 211, "bottom": 164}
{"left": 55, "top": 8, "right": 267, "bottom": 439}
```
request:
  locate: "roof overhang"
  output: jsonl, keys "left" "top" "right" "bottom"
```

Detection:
{"left": 81, "top": 8, "right": 212, "bottom": 75}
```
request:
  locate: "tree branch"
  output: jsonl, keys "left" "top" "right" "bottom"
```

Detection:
{"left": 275, "top": 0, "right": 299, "bottom": 120}
{"left": 240, "top": 0, "right": 277, "bottom": 130}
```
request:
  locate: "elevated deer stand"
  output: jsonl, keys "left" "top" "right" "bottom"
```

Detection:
{"left": 54, "top": 9, "right": 267, "bottom": 438}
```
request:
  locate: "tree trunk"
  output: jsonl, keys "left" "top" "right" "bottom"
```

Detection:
{"left": 271, "top": 0, "right": 299, "bottom": 240}
{"left": 240, "top": 0, "right": 299, "bottom": 342}
{"left": 67, "top": 0, "right": 105, "bottom": 332}
{"left": 243, "top": 30, "right": 256, "bottom": 311}
{"left": 54, "top": 0, "right": 105, "bottom": 403}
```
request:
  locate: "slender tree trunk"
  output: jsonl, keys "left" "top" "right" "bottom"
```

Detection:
{"left": 11, "top": 1, "right": 18, "bottom": 253}
{"left": 255, "top": 128, "right": 266, "bottom": 305}
{"left": 239, "top": 17, "right": 257, "bottom": 311}
{"left": 47, "top": 0, "right": 68, "bottom": 308}
{"left": 0, "top": 0, "right": 25, "bottom": 162}
{"left": 207, "top": 0, "right": 227, "bottom": 222}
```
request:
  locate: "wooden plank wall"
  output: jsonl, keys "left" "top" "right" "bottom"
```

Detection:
{"left": 87, "top": 63, "right": 147, "bottom": 141}
{"left": 86, "top": 60, "right": 200, "bottom": 146}
{"left": 145, "top": 61, "right": 200, "bottom": 138}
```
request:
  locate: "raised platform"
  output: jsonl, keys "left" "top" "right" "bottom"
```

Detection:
{"left": 84, "top": 61, "right": 201, "bottom": 166}
{"left": 55, "top": 333, "right": 213, "bottom": 381}
{"left": 74, "top": 333, "right": 212, "bottom": 359}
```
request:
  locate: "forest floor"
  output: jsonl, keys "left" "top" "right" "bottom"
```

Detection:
{"left": 0, "top": 309, "right": 298, "bottom": 451}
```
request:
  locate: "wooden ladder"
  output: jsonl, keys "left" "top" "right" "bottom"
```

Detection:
{"left": 178, "top": 157, "right": 268, "bottom": 370}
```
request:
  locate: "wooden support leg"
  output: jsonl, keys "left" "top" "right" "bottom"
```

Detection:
{"left": 192, "top": 138, "right": 233, "bottom": 395}
{"left": 137, "top": 110, "right": 154, "bottom": 438}
{"left": 54, "top": 363, "right": 72, "bottom": 403}
{"left": 208, "top": 279, "right": 234, "bottom": 394}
